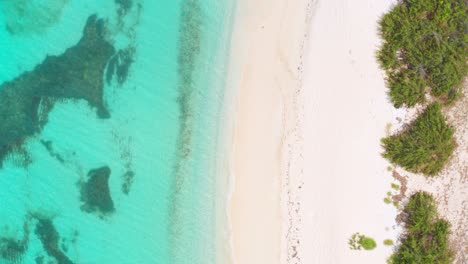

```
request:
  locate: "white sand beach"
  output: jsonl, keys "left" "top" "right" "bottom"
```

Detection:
{"left": 226, "top": 0, "right": 466, "bottom": 263}
{"left": 300, "top": 1, "right": 402, "bottom": 263}
{"left": 226, "top": 0, "right": 311, "bottom": 263}
{"left": 227, "top": 0, "right": 401, "bottom": 262}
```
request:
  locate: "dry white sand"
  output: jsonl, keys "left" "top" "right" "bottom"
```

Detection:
{"left": 299, "top": 0, "right": 401, "bottom": 263}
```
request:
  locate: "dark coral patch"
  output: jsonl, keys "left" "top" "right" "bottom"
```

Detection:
{"left": 106, "top": 47, "right": 135, "bottom": 85}
{"left": 121, "top": 170, "right": 135, "bottom": 195}
{"left": 40, "top": 140, "right": 65, "bottom": 163}
{"left": 0, "top": 221, "right": 30, "bottom": 262}
{"left": 0, "top": 238, "right": 27, "bottom": 262}
{"left": 115, "top": 0, "right": 133, "bottom": 17}
{"left": 0, "top": 15, "right": 115, "bottom": 167}
{"left": 35, "top": 218, "right": 74, "bottom": 264}
{"left": 31, "top": 15, "right": 114, "bottom": 118}
{"left": 80, "top": 166, "right": 115, "bottom": 216}
{"left": 35, "top": 255, "right": 45, "bottom": 264}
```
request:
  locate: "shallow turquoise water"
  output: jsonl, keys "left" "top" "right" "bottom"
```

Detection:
{"left": 0, "top": 1, "right": 233, "bottom": 263}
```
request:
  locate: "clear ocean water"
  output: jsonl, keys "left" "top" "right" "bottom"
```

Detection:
{"left": 0, "top": 0, "right": 233, "bottom": 263}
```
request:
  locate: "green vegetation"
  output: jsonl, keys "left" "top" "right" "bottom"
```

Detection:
{"left": 360, "top": 237, "right": 377, "bottom": 250}
{"left": 349, "top": 233, "right": 361, "bottom": 250}
{"left": 384, "top": 239, "right": 394, "bottom": 246}
{"left": 384, "top": 191, "right": 397, "bottom": 207}
{"left": 349, "top": 233, "right": 377, "bottom": 251}
{"left": 377, "top": 0, "right": 467, "bottom": 108}
{"left": 382, "top": 103, "right": 455, "bottom": 176}
{"left": 390, "top": 192, "right": 453, "bottom": 264}
{"left": 376, "top": 1, "right": 463, "bottom": 261}
{"left": 349, "top": 233, "right": 363, "bottom": 250}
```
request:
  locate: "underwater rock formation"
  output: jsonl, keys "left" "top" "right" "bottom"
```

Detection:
{"left": 35, "top": 218, "right": 74, "bottom": 264}
{"left": 106, "top": 47, "right": 135, "bottom": 85}
{"left": 121, "top": 170, "right": 135, "bottom": 195}
{"left": 115, "top": 0, "right": 133, "bottom": 17}
{"left": 80, "top": 166, "right": 115, "bottom": 216}
{"left": 0, "top": 238, "right": 26, "bottom": 262}
{"left": 0, "top": 15, "right": 115, "bottom": 166}
{"left": 40, "top": 140, "right": 65, "bottom": 163}
{"left": 0, "top": 222, "right": 29, "bottom": 263}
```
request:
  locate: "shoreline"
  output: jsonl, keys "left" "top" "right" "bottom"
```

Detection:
{"left": 225, "top": 0, "right": 312, "bottom": 263}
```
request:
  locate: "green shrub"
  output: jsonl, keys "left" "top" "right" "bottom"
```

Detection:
{"left": 384, "top": 239, "right": 394, "bottom": 246}
{"left": 359, "top": 237, "right": 377, "bottom": 250}
{"left": 349, "top": 233, "right": 362, "bottom": 250}
{"left": 390, "top": 192, "right": 454, "bottom": 264}
{"left": 349, "top": 233, "right": 377, "bottom": 251}
{"left": 382, "top": 103, "right": 455, "bottom": 176}
{"left": 391, "top": 183, "right": 400, "bottom": 191}
{"left": 377, "top": 0, "right": 467, "bottom": 107}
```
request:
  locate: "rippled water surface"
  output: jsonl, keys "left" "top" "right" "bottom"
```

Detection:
{"left": 0, "top": 0, "right": 233, "bottom": 263}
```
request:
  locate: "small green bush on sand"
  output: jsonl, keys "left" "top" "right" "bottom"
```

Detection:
{"left": 384, "top": 239, "right": 394, "bottom": 246}
{"left": 382, "top": 103, "right": 455, "bottom": 176}
{"left": 349, "top": 233, "right": 362, "bottom": 250}
{"left": 359, "top": 237, "right": 377, "bottom": 250}
{"left": 349, "top": 233, "right": 377, "bottom": 251}
{"left": 390, "top": 192, "right": 454, "bottom": 264}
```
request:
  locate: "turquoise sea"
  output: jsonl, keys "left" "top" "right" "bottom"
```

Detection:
{"left": 0, "top": 0, "right": 234, "bottom": 263}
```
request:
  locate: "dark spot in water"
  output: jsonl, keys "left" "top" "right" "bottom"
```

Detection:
{"left": 5, "top": 24, "right": 14, "bottom": 35}
{"left": 40, "top": 140, "right": 65, "bottom": 163}
{"left": 35, "top": 218, "right": 74, "bottom": 264}
{"left": 106, "top": 47, "right": 135, "bottom": 85}
{"left": 175, "top": 0, "right": 203, "bottom": 162}
{"left": 121, "top": 170, "right": 135, "bottom": 195}
{"left": 35, "top": 255, "right": 45, "bottom": 264}
{"left": 0, "top": 15, "right": 116, "bottom": 167}
{"left": 7, "top": 146, "right": 33, "bottom": 168}
{"left": 37, "top": 97, "right": 57, "bottom": 129}
{"left": 0, "top": 221, "right": 30, "bottom": 262}
{"left": 80, "top": 166, "right": 115, "bottom": 216}
{"left": 0, "top": 238, "right": 27, "bottom": 262}
{"left": 115, "top": 0, "right": 133, "bottom": 17}
{"left": 61, "top": 240, "right": 68, "bottom": 253}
